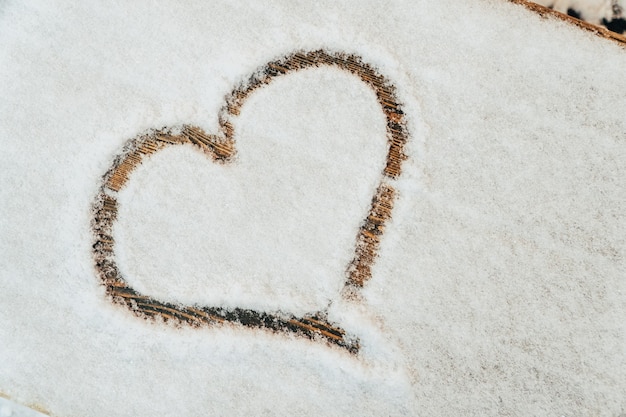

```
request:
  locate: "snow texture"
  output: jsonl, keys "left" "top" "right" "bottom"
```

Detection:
{"left": 114, "top": 67, "right": 388, "bottom": 315}
{"left": 1, "top": 1, "right": 626, "bottom": 416}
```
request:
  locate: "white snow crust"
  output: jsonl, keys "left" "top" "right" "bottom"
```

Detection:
{"left": 115, "top": 67, "right": 388, "bottom": 315}
{"left": 1, "top": 1, "right": 625, "bottom": 416}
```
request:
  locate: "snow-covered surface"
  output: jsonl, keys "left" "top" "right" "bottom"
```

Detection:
{"left": 1, "top": 1, "right": 625, "bottom": 416}
{"left": 115, "top": 68, "right": 388, "bottom": 314}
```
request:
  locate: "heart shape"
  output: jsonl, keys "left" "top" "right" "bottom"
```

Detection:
{"left": 92, "top": 50, "right": 408, "bottom": 354}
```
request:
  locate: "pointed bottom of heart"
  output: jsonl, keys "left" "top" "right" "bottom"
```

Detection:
{"left": 111, "top": 286, "right": 360, "bottom": 354}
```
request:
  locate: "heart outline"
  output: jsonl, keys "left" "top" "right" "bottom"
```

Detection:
{"left": 92, "top": 50, "right": 409, "bottom": 354}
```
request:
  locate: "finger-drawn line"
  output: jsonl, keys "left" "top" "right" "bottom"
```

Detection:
{"left": 92, "top": 50, "right": 409, "bottom": 354}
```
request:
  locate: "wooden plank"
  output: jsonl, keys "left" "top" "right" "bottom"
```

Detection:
{"left": 508, "top": 0, "right": 626, "bottom": 46}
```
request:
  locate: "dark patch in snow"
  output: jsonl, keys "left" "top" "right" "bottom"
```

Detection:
{"left": 603, "top": 17, "right": 626, "bottom": 33}
{"left": 567, "top": 8, "right": 582, "bottom": 19}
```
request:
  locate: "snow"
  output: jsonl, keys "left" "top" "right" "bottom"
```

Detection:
{"left": 114, "top": 67, "right": 388, "bottom": 315}
{"left": 1, "top": 0, "right": 626, "bottom": 416}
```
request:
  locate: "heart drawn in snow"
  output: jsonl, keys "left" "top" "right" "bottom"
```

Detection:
{"left": 92, "top": 50, "right": 409, "bottom": 354}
